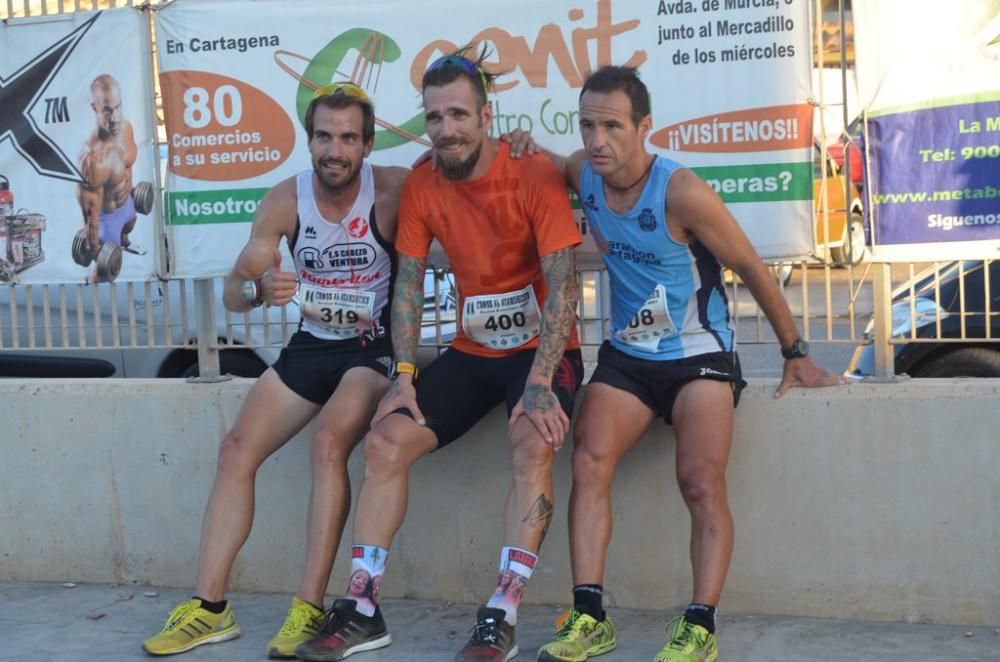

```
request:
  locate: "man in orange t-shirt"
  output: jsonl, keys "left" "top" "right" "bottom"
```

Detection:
{"left": 398, "top": 132, "right": 581, "bottom": 359}
{"left": 296, "top": 51, "right": 582, "bottom": 662}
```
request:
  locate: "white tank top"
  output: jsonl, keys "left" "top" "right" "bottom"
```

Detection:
{"left": 292, "top": 163, "right": 394, "bottom": 341}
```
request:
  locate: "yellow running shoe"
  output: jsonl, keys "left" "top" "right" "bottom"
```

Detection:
{"left": 653, "top": 616, "right": 718, "bottom": 662}
{"left": 537, "top": 608, "right": 617, "bottom": 661}
{"left": 266, "top": 596, "right": 325, "bottom": 659}
{"left": 142, "top": 598, "right": 240, "bottom": 656}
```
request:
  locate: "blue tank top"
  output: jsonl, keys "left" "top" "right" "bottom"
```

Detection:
{"left": 580, "top": 156, "right": 735, "bottom": 360}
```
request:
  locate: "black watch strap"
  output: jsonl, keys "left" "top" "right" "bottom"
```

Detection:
{"left": 781, "top": 338, "right": 809, "bottom": 360}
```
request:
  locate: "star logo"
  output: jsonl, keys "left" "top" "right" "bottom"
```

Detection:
{"left": 0, "top": 13, "right": 98, "bottom": 183}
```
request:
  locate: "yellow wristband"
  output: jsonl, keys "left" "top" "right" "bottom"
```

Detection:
{"left": 390, "top": 361, "right": 418, "bottom": 380}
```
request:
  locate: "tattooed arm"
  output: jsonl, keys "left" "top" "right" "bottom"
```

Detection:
{"left": 531, "top": 247, "right": 579, "bottom": 385}
{"left": 371, "top": 253, "right": 427, "bottom": 426}
{"left": 390, "top": 253, "right": 426, "bottom": 366}
{"left": 510, "top": 247, "right": 580, "bottom": 447}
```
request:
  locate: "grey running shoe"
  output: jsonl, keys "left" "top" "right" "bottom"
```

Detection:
{"left": 295, "top": 599, "right": 391, "bottom": 661}
{"left": 454, "top": 606, "right": 519, "bottom": 661}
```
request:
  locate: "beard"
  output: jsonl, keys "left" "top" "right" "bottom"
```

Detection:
{"left": 437, "top": 141, "right": 483, "bottom": 181}
{"left": 313, "top": 156, "right": 362, "bottom": 194}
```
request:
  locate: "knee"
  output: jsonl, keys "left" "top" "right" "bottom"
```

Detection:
{"left": 310, "top": 428, "right": 351, "bottom": 471}
{"left": 216, "top": 430, "right": 259, "bottom": 479}
{"left": 571, "top": 439, "right": 615, "bottom": 488}
{"left": 362, "top": 428, "right": 411, "bottom": 476}
{"left": 677, "top": 468, "right": 727, "bottom": 509}
{"left": 509, "top": 431, "right": 553, "bottom": 478}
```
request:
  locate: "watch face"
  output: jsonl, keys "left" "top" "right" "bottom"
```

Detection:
{"left": 782, "top": 339, "right": 809, "bottom": 359}
{"left": 241, "top": 280, "right": 258, "bottom": 303}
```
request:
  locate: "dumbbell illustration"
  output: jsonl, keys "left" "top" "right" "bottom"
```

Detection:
{"left": 71, "top": 181, "right": 153, "bottom": 281}
{"left": 132, "top": 180, "right": 154, "bottom": 215}
{"left": 71, "top": 229, "right": 122, "bottom": 281}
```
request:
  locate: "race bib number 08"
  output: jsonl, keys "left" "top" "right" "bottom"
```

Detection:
{"left": 616, "top": 284, "right": 676, "bottom": 351}
{"left": 462, "top": 285, "right": 541, "bottom": 349}
{"left": 299, "top": 285, "right": 375, "bottom": 338}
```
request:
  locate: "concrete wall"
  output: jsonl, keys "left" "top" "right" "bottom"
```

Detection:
{"left": 1, "top": 379, "right": 998, "bottom": 626}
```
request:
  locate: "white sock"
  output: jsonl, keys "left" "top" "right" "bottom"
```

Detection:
{"left": 345, "top": 544, "right": 388, "bottom": 617}
{"left": 484, "top": 546, "right": 537, "bottom": 625}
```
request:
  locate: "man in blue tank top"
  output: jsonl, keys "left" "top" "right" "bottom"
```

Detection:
{"left": 509, "top": 66, "right": 846, "bottom": 662}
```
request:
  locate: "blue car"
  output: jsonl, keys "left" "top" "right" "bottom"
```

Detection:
{"left": 848, "top": 260, "right": 1000, "bottom": 378}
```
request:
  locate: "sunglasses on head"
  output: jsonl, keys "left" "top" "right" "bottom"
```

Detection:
{"left": 427, "top": 55, "right": 490, "bottom": 101}
{"left": 312, "top": 81, "right": 370, "bottom": 102}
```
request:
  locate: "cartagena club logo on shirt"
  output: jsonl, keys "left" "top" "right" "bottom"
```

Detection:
{"left": 347, "top": 216, "right": 369, "bottom": 239}
{"left": 638, "top": 207, "right": 657, "bottom": 232}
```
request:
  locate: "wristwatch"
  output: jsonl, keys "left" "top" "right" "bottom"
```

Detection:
{"left": 781, "top": 338, "right": 810, "bottom": 360}
{"left": 388, "top": 361, "right": 419, "bottom": 381}
{"left": 240, "top": 279, "right": 264, "bottom": 308}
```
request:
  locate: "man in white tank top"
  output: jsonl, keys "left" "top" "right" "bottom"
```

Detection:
{"left": 142, "top": 84, "right": 408, "bottom": 659}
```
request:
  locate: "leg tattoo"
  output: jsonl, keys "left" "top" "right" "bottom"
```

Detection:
{"left": 522, "top": 494, "right": 554, "bottom": 547}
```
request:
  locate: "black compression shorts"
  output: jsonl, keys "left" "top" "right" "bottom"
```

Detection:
{"left": 588, "top": 341, "right": 746, "bottom": 425}
{"left": 271, "top": 330, "right": 391, "bottom": 405}
{"left": 401, "top": 347, "right": 584, "bottom": 449}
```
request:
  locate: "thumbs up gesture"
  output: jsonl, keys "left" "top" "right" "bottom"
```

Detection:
{"left": 260, "top": 248, "right": 297, "bottom": 306}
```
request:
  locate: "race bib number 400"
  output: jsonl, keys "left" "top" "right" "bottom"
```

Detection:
{"left": 462, "top": 285, "right": 541, "bottom": 350}
{"left": 616, "top": 284, "right": 676, "bottom": 351}
{"left": 299, "top": 285, "right": 375, "bottom": 338}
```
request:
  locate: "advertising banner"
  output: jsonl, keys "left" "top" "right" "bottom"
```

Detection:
{"left": 157, "top": 0, "right": 815, "bottom": 277}
{"left": 0, "top": 9, "right": 158, "bottom": 283}
{"left": 854, "top": 0, "right": 1000, "bottom": 261}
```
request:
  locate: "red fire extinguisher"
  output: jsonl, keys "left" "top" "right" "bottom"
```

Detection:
{"left": 0, "top": 176, "right": 12, "bottom": 218}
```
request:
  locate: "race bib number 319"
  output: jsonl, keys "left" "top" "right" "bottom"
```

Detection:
{"left": 462, "top": 285, "right": 541, "bottom": 350}
{"left": 299, "top": 285, "right": 375, "bottom": 338}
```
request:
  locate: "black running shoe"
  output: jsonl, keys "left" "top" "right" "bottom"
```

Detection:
{"left": 294, "top": 599, "right": 391, "bottom": 661}
{"left": 454, "top": 606, "right": 519, "bottom": 661}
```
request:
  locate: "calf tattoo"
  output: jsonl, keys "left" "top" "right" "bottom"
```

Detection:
{"left": 523, "top": 493, "right": 554, "bottom": 546}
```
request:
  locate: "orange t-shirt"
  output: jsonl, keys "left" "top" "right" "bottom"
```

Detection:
{"left": 397, "top": 142, "right": 582, "bottom": 357}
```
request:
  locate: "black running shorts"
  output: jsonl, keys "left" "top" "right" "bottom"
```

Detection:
{"left": 403, "top": 347, "right": 584, "bottom": 449}
{"left": 271, "top": 330, "right": 392, "bottom": 405}
{"left": 589, "top": 341, "right": 747, "bottom": 424}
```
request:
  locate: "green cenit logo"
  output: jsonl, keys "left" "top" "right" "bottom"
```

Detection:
{"left": 277, "top": 28, "right": 428, "bottom": 151}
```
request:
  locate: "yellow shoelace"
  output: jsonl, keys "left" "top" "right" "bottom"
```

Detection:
{"left": 279, "top": 604, "right": 316, "bottom": 636}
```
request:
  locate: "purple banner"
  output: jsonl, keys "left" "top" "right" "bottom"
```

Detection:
{"left": 868, "top": 99, "right": 1000, "bottom": 247}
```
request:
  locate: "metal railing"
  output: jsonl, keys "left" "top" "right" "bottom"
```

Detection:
{"left": 1, "top": 0, "right": 170, "bottom": 144}
{"left": 2, "top": 0, "right": 163, "bottom": 17}
{"left": 3, "top": 260, "right": 998, "bottom": 376}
